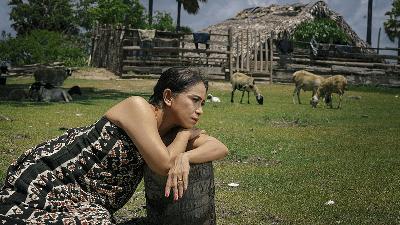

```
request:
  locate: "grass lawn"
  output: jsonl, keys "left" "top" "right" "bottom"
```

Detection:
{"left": 0, "top": 76, "right": 399, "bottom": 224}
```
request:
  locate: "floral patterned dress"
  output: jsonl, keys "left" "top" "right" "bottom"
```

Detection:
{"left": 0, "top": 117, "right": 144, "bottom": 224}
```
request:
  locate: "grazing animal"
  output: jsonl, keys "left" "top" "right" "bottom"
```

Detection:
{"left": 292, "top": 70, "right": 324, "bottom": 104}
{"left": 311, "top": 75, "right": 348, "bottom": 108}
{"left": 207, "top": 94, "right": 221, "bottom": 103}
{"left": 33, "top": 67, "right": 72, "bottom": 86}
{"left": 230, "top": 72, "right": 264, "bottom": 105}
{"left": 29, "top": 82, "right": 80, "bottom": 103}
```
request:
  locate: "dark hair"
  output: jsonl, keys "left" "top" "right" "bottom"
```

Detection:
{"left": 149, "top": 67, "right": 208, "bottom": 106}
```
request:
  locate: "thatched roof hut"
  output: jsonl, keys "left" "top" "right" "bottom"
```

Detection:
{"left": 198, "top": 0, "right": 371, "bottom": 55}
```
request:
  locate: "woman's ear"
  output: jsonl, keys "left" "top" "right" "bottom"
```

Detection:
{"left": 163, "top": 89, "right": 173, "bottom": 106}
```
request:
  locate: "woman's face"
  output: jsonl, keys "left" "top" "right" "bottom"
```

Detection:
{"left": 170, "top": 82, "right": 207, "bottom": 128}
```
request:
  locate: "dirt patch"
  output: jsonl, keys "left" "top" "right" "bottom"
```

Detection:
{"left": 71, "top": 68, "right": 119, "bottom": 80}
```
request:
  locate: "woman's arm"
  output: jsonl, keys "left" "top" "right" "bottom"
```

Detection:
{"left": 105, "top": 96, "right": 191, "bottom": 176}
{"left": 185, "top": 133, "right": 229, "bottom": 163}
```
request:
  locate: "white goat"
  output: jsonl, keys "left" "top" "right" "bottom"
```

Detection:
{"left": 311, "top": 75, "right": 348, "bottom": 108}
{"left": 207, "top": 94, "right": 221, "bottom": 103}
{"left": 292, "top": 70, "right": 324, "bottom": 104}
{"left": 230, "top": 72, "right": 264, "bottom": 105}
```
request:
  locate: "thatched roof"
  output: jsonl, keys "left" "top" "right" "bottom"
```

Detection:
{"left": 198, "top": 0, "right": 371, "bottom": 56}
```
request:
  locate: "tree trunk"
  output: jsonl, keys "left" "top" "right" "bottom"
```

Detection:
{"left": 144, "top": 162, "right": 216, "bottom": 225}
{"left": 176, "top": 1, "right": 182, "bottom": 32}
{"left": 148, "top": 0, "right": 153, "bottom": 26}
{"left": 366, "top": 0, "right": 373, "bottom": 45}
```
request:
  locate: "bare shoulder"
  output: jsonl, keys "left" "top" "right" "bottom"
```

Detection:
{"left": 126, "top": 96, "right": 150, "bottom": 107}
{"left": 105, "top": 96, "right": 155, "bottom": 127}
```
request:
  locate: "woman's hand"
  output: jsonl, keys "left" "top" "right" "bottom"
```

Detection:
{"left": 164, "top": 153, "right": 190, "bottom": 201}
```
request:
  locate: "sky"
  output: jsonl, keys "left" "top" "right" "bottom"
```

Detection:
{"left": 0, "top": 0, "right": 397, "bottom": 50}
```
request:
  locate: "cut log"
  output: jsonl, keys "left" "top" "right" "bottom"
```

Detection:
{"left": 143, "top": 162, "right": 216, "bottom": 225}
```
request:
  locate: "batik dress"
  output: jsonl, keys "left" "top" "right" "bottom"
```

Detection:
{"left": 0, "top": 117, "right": 144, "bottom": 224}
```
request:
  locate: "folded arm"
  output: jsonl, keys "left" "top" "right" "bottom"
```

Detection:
{"left": 105, "top": 96, "right": 190, "bottom": 176}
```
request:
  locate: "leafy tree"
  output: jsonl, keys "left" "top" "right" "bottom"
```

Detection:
{"left": 292, "top": 18, "right": 350, "bottom": 46}
{"left": 176, "top": 0, "right": 207, "bottom": 32}
{"left": 150, "top": 11, "right": 175, "bottom": 32}
{"left": 0, "top": 30, "right": 87, "bottom": 66}
{"left": 76, "top": 0, "right": 147, "bottom": 31}
{"left": 384, "top": 0, "right": 400, "bottom": 59}
{"left": 9, "top": 0, "right": 78, "bottom": 35}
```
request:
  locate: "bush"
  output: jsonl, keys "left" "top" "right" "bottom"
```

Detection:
{"left": 292, "top": 18, "right": 351, "bottom": 46}
{"left": 0, "top": 30, "right": 87, "bottom": 66}
{"left": 150, "top": 11, "right": 175, "bottom": 32}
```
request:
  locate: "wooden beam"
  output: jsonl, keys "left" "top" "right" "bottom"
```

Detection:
{"left": 228, "top": 27, "right": 233, "bottom": 81}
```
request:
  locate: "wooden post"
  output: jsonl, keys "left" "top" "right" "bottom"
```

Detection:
{"left": 236, "top": 36, "right": 239, "bottom": 71}
{"left": 269, "top": 33, "right": 274, "bottom": 84}
{"left": 240, "top": 32, "right": 244, "bottom": 71}
{"left": 265, "top": 34, "right": 268, "bottom": 73}
{"left": 254, "top": 31, "right": 258, "bottom": 72}
{"left": 246, "top": 29, "right": 250, "bottom": 71}
{"left": 144, "top": 162, "right": 216, "bottom": 225}
{"left": 260, "top": 33, "right": 263, "bottom": 72}
{"left": 227, "top": 27, "right": 233, "bottom": 81}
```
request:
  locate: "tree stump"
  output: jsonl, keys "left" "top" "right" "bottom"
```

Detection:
{"left": 143, "top": 162, "right": 216, "bottom": 225}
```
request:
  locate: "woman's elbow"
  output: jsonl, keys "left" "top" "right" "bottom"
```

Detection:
{"left": 149, "top": 161, "right": 172, "bottom": 176}
{"left": 220, "top": 145, "right": 229, "bottom": 158}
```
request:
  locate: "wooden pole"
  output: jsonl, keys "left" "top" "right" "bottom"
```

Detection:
{"left": 377, "top": 27, "right": 381, "bottom": 54}
{"left": 269, "top": 33, "right": 273, "bottom": 83}
{"left": 260, "top": 32, "right": 263, "bottom": 72}
{"left": 236, "top": 36, "right": 239, "bottom": 71}
{"left": 240, "top": 32, "right": 244, "bottom": 71}
{"left": 246, "top": 29, "right": 250, "bottom": 71}
{"left": 254, "top": 31, "right": 258, "bottom": 72}
{"left": 265, "top": 34, "right": 268, "bottom": 73}
{"left": 227, "top": 27, "right": 233, "bottom": 81}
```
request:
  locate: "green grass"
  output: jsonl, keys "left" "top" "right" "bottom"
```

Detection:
{"left": 1, "top": 77, "right": 399, "bottom": 224}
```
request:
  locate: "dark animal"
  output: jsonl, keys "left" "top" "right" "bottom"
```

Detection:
{"left": 33, "top": 67, "right": 72, "bottom": 86}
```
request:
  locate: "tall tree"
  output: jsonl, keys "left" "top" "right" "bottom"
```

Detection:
{"left": 9, "top": 0, "right": 78, "bottom": 35}
{"left": 75, "top": 0, "right": 146, "bottom": 31}
{"left": 176, "top": 0, "right": 207, "bottom": 32}
{"left": 366, "top": 0, "right": 373, "bottom": 45}
{"left": 384, "top": 0, "right": 400, "bottom": 61}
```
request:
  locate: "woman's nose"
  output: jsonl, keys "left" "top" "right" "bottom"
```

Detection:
{"left": 196, "top": 106, "right": 203, "bottom": 115}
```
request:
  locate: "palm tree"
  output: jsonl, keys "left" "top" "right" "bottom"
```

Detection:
{"left": 176, "top": 0, "right": 207, "bottom": 32}
{"left": 384, "top": 0, "right": 400, "bottom": 62}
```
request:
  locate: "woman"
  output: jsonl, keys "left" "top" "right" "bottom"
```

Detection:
{"left": 0, "top": 67, "right": 228, "bottom": 224}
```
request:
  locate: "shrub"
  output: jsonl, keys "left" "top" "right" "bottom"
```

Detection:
{"left": 292, "top": 18, "right": 351, "bottom": 46}
{"left": 0, "top": 30, "right": 87, "bottom": 66}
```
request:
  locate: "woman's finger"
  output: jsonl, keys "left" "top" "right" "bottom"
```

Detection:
{"left": 172, "top": 174, "right": 178, "bottom": 201}
{"left": 164, "top": 172, "right": 173, "bottom": 197}
{"left": 177, "top": 177, "right": 184, "bottom": 198}
{"left": 183, "top": 169, "right": 189, "bottom": 191}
